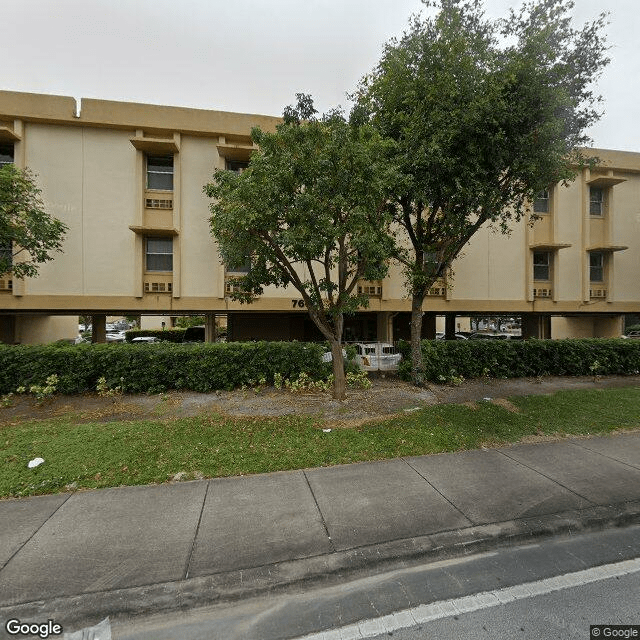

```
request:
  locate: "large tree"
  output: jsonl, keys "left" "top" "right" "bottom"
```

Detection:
{"left": 206, "top": 96, "right": 398, "bottom": 399}
{"left": 0, "top": 165, "right": 67, "bottom": 278}
{"left": 356, "top": 0, "right": 609, "bottom": 385}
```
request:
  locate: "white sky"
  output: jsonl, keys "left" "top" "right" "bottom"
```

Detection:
{"left": 2, "top": 0, "right": 638, "bottom": 152}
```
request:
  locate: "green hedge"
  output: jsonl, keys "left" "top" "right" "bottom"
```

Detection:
{"left": 0, "top": 342, "right": 332, "bottom": 394}
{"left": 397, "top": 338, "right": 640, "bottom": 382}
{"left": 124, "top": 328, "right": 186, "bottom": 343}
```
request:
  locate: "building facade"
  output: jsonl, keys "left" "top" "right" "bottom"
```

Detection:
{"left": 0, "top": 91, "right": 638, "bottom": 344}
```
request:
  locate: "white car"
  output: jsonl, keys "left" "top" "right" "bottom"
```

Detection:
{"left": 354, "top": 343, "right": 402, "bottom": 371}
{"left": 106, "top": 331, "right": 127, "bottom": 342}
{"left": 131, "top": 336, "right": 160, "bottom": 343}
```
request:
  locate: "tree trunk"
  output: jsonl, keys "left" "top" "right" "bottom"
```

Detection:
{"left": 330, "top": 339, "right": 347, "bottom": 400}
{"left": 410, "top": 294, "right": 425, "bottom": 387}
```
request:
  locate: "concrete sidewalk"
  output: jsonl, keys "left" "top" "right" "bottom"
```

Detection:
{"left": 1, "top": 431, "right": 640, "bottom": 632}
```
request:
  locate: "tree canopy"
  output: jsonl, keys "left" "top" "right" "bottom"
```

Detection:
{"left": 355, "top": 0, "right": 610, "bottom": 384}
{"left": 0, "top": 165, "right": 68, "bottom": 279}
{"left": 206, "top": 96, "right": 399, "bottom": 399}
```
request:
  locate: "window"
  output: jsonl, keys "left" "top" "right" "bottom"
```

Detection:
{"left": 533, "top": 189, "right": 549, "bottom": 213}
{"left": 146, "top": 156, "right": 173, "bottom": 190}
{"left": 226, "top": 257, "right": 251, "bottom": 274}
{"left": 423, "top": 252, "right": 439, "bottom": 278}
{"left": 589, "top": 186, "right": 605, "bottom": 216}
{"left": 0, "top": 144, "right": 13, "bottom": 167}
{"left": 145, "top": 237, "right": 173, "bottom": 272}
{"left": 533, "top": 251, "right": 551, "bottom": 281}
{"left": 226, "top": 160, "right": 249, "bottom": 173}
{"left": 590, "top": 252, "right": 604, "bottom": 282}
{"left": 0, "top": 241, "right": 11, "bottom": 271}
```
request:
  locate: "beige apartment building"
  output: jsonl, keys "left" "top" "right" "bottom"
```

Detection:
{"left": 0, "top": 90, "right": 638, "bottom": 344}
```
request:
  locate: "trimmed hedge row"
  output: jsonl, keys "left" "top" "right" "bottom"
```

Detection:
{"left": 397, "top": 338, "right": 640, "bottom": 382}
{"left": 124, "top": 329, "right": 186, "bottom": 343}
{"left": 0, "top": 342, "right": 332, "bottom": 394}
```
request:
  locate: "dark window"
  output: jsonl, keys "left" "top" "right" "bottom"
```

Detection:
{"left": 533, "top": 189, "right": 549, "bottom": 213}
{"left": 423, "top": 251, "right": 439, "bottom": 278}
{"left": 0, "top": 241, "right": 11, "bottom": 270}
{"left": 226, "top": 160, "right": 249, "bottom": 173}
{"left": 533, "top": 251, "right": 551, "bottom": 281}
{"left": 0, "top": 144, "right": 13, "bottom": 167}
{"left": 590, "top": 186, "right": 604, "bottom": 216}
{"left": 590, "top": 252, "right": 604, "bottom": 282}
{"left": 147, "top": 156, "right": 173, "bottom": 190}
{"left": 226, "top": 257, "right": 251, "bottom": 274}
{"left": 145, "top": 237, "right": 173, "bottom": 272}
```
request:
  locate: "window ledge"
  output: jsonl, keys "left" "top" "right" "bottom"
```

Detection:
{"left": 529, "top": 242, "right": 571, "bottom": 250}
{"left": 586, "top": 175, "right": 626, "bottom": 188}
{"left": 129, "top": 225, "right": 179, "bottom": 237}
{"left": 131, "top": 136, "right": 179, "bottom": 154}
{"left": 0, "top": 126, "right": 20, "bottom": 143}
{"left": 216, "top": 143, "right": 256, "bottom": 161}
{"left": 587, "top": 244, "right": 628, "bottom": 252}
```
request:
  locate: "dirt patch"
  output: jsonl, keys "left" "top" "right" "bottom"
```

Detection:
{"left": 1, "top": 374, "right": 638, "bottom": 426}
{"left": 489, "top": 398, "right": 521, "bottom": 413}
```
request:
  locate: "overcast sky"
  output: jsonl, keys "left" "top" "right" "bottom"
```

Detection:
{"left": 2, "top": 0, "right": 638, "bottom": 152}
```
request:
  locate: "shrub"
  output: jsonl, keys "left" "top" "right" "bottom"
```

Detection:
{"left": 0, "top": 341, "right": 332, "bottom": 394}
{"left": 397, "top": 338, "right": 640, "bottom": 383}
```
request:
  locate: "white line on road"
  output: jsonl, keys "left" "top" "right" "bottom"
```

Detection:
{"left": 294, "top": 557, "right": 640, "bottom": 640}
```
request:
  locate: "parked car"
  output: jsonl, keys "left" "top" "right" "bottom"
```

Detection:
{"left": 106, "top": 331, "right": 126, "bottom": 343}
{"left": 354, "top": 343, "right": 402, "bottom": 371}
{"left": 626, "top": 331, "right": 640, "bottom": 339}
{"left": 436, "top": 333, "right": 468, "bottom": 340}
{"left": 131, "top": 336, "right": 160, "bottom": 343}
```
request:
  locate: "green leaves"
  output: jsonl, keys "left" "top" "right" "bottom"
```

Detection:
{"left": 0, "top": 342, "right": 332, "bottom": 395}
{"left": 396, "top": 338, "right": 640, "bottom": 382}
{"left": 0, "top": 165, "right": 68, "bottom": 278}
{"left": 357, "top": 0, "right": 610, "bottom": 382}
{"left": 206, "top": 98, "right": 399, "bottom": 337}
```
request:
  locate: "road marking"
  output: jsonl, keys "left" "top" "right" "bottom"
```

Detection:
{"left": 294, "top": 557, "right": 640, "bottom": 640}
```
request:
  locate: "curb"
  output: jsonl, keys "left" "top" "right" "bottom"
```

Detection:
{"left": 3, "top": 499, "right": 640, "bottom": 630}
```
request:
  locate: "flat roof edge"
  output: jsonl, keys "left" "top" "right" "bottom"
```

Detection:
{"left": 0, "top": 90, "right": 281, "bottom": 137}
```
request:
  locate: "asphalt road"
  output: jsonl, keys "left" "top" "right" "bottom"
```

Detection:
{"left": 112, "top": 524, "right": 640, "bottom": 640}
{"left": 366, "top": 571, "right": 640, "bottom": 640}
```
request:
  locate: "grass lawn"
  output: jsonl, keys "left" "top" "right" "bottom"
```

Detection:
{"left": 1, "top": 387, "right": 639, "bottom": 499}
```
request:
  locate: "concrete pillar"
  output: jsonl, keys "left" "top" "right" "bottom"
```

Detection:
{"left": 422, "top": 312, "right": 437, "bottom": 339}
{"left": 91, "top": 315, "right": 106, "bottom": 343}
{"left": 445, "top": 313, "right": 456, "bottom": 340}
{"left": 594, "top": 315, "right": 624, "bottom": 338}
{"left": 205, "top": 313, "right": 216, "bottom": 343}
{"left": 376, "top": 312, "right": 391, "bottom": 343}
